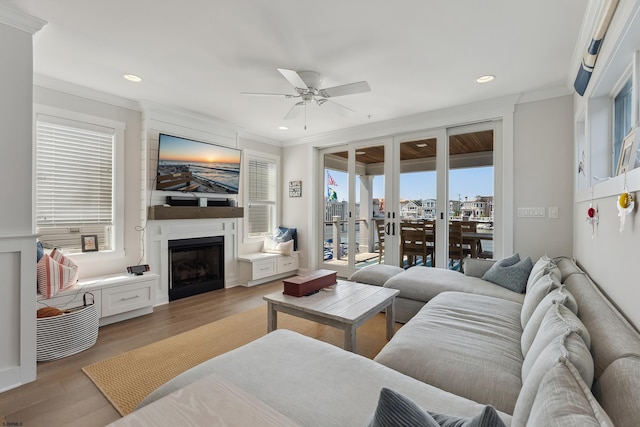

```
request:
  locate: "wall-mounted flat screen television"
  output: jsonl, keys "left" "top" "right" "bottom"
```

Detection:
{"left": 156, "top": 133, "right": 241, "bottom": 194}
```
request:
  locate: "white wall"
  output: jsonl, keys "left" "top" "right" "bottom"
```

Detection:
{"left": 33, "top": 86, "right": 144, "bottom": 279}
{"left": 0, "top": 24, "right": 33, "bottom": 236}
{"left": 281, "top": 95, "right": 575, "bottom": 273}
{"left": 281, "top": 143, "right": 313, "bottom": 270}
{"left": 513, "top": 96, "right": 574, "bottom": 259}
{"left": 570, "top": 0, "right": 640, "bottom": 331}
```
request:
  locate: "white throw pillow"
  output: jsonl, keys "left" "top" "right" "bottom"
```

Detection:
{"left": 262, "top": 237, "right": 294, "bottom": 256}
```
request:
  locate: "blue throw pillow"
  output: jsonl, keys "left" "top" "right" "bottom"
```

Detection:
{"left": 278, "top": 226, "right": 297, "bottom": 251}
{"left": 368, "top": 388, "right": 439, "bottom": 427}
{"left": 37, "top": 241, "right": 44, "bottom": 262}
{"left": 368, "top": 387, "right": 506, "bottom": 427}
{"left": 482, "top": 254, "right": 533, "bottom": 293}
{"left": 430, "top": 405, "right": 507, "bottom": 427}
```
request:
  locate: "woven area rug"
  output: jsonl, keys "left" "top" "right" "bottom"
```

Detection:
{"left": 82, "top": 304, "right": 396, "bottom": 416}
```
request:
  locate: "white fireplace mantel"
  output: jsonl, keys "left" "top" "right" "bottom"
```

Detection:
{"left": 146, "top": 218, "right": 240, "bottom": 305}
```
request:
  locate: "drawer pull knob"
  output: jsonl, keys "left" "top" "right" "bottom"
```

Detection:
{"left": 120, "top": 295, "right": 140, "bottom": 301}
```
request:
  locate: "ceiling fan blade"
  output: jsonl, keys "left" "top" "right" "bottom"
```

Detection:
{"left": 320, "top": 81, "right": 371, "bottom": 98}
{"left": 284, "top": 102, "right": 304, "bottom": 119}
{"left": 241, "top": 92, "right": 296, "bottom": 98}
{"left": 277, "top": 68, "right": 309, "bottom": 90}
{"left": 318, "top": 99, "right": 355, "bottom": 117}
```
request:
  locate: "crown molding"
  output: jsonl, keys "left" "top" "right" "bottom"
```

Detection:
{"left": 0, "top": 5, "right": 46, "bottom": 34}
{"left": 33, "top": 74, "right": 142, "bottom": 112}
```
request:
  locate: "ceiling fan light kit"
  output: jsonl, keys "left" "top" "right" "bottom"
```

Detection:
{"left": 242, "top": 68, "right": 371, "bottom": 129}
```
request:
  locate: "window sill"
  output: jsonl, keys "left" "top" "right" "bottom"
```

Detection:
{"left": 576, "top": 167, "right": 640, "bottom": 203}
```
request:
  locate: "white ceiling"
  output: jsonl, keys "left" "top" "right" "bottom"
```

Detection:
{"left": 7, "top": 0, "right": 591, "bottom": 143}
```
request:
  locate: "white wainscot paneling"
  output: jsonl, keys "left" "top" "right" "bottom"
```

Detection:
{"left": 0, "top": 235, "right": 37, "bottom": 392}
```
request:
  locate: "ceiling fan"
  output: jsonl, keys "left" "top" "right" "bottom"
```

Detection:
{"left": 242, "top": 68, "right": 371, "bottom": 128}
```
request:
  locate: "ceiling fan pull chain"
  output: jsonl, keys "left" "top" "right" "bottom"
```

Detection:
{"left": 304, "top": 103, "right": 307, "bottom": 130}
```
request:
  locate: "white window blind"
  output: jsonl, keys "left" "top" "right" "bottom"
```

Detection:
{"left": 247, "top": 157, "right": 277, "bottom": 236}
{"left": 36, "top": 116, "right": 115, "bottom": 251}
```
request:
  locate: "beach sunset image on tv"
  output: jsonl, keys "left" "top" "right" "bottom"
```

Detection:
{"left": 156, "top": 134, "right": 241, "bottom": 194}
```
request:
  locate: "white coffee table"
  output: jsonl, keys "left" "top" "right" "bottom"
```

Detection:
{"left": 263, "top": 280, "right": 400, "bottom": 352}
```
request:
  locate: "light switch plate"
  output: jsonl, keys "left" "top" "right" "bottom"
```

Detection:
{"left": 549, "top": 206, "right": 559, "bottom": 218}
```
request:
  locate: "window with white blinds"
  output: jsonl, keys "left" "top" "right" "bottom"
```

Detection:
{"left": 36, "top": 115, "right": 115, "bottom": 253}
{"left": 246, "top": 156, "right": 277, "bottom": 237}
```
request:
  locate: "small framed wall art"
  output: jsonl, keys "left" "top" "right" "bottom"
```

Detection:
{"left": 289, "top": 180, "right": 302, "bottom": 197}
{"left": 616, "top": 127, "right": 639, "bottom": 176}
{"left": 81, "top": 234, "right": 98, "bottom": 252}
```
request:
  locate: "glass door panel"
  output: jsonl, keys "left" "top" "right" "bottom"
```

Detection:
{"left": 353, "top": 144, "right": 386, "bottom": 273}
{"left": 448, "top": 128, "right": 494, "bottom": 271}
{"left": 319, "top": 141, "right": 394, "bottom": 277}
{"left": 398, "top": 137, "right": 437, "bottom": 268}
{"left": 321, "top": 150, "right": 350, "bottom": 277}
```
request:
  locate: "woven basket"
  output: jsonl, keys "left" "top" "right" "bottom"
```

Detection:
{"left": 36, "top": 296, "right": 99, "bottom": 361}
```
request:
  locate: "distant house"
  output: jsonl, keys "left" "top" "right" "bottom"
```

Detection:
{"left": 461, "top": 196, "right": 494, "bottom": 219}
{"left": 421, "top": 199, "right": 436, "bottom": 219}
{"left": 400, "top": 200, "right": 422, "bottom": 219}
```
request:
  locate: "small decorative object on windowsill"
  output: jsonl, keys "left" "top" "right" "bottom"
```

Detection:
{"left": 81, "top": 234, "right": 98, "bottom": 252}
{"left": 617, "top": 172, "right": 634, "bottom": 233}
{"left": 586, "top": 203, "right": 598, "bottom": 239}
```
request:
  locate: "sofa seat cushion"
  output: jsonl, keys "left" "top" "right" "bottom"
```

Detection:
{"left": 139, "top": 329, "right": 512, "bottom": 426}
{"left": 383, "top": 266, "right": 525, "bottom": 305}
{"left": 374, "top": 292, "right": 524, "bottom": 414}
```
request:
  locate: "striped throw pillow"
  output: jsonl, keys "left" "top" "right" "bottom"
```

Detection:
{"left": 37, "top": 248, "right": 79, "bottom": 298}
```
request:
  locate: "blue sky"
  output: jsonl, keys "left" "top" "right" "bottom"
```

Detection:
{"left": 326, "top": 166, "right": 494, "bottom": 201}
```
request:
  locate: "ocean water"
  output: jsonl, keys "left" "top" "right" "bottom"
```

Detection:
{"left": 158, "top": 161, "right": 240, "bottom": 192}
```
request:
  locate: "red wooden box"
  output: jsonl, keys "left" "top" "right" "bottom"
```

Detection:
{"left": 283, "top": 269, "right": 337, "bottom": 297}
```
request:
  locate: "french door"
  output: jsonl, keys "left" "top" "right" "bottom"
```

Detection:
{"left": 317, "top": 121, "right": 499, "bottom": 276}
{"left": 318, "top": 139, "right": 396, "bottom": 278}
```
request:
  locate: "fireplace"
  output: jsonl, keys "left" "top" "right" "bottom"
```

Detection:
{"left": 168, "top": 236, "right": 224, "bottom": 301}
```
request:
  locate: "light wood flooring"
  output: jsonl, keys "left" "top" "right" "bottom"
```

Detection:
{"left": 1, "top": 279, "right": 284, "bottom": 427}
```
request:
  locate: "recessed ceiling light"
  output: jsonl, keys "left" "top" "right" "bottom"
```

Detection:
{"left": 476, "top": 75, "right": 495, "bottom": 84}
{"left": 278, "top": 126, "right": 289, "bottom": 130}
{"left": 123, "top": 74, "right": 142, "bottom": 82}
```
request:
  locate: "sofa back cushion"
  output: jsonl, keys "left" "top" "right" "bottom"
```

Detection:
{"left": 524, "top": 358, "right": 613, "bottom": 427}
{"left": 526, "top": 255, "right": 560, "bottom": 292}
{"left": 522, "top": 302, "right": 590, "bottom": 376}
{"left": 513, "top": 330, "right": 594, "bottom": 425}
{"left": 592, "top": 356, "right": 640, "bottom": 427}
{"left": 520, "top": 273, "right": 560, "bottom": 328}
{"left": 520, "top": 287, "right": 580, "bottom": 357}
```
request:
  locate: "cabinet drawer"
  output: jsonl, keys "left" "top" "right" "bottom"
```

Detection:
{"left": 252, "top": 259, "right": 277, "bottom": 280}
{"left": 277, "top": 255, "right": 298, "bottom": 273}
{"left": 102, "top": 282, "right": 153, "bottom": 317}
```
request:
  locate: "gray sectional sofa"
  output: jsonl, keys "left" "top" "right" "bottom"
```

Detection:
{"left": 125, "top": 256, "right": 639, "bottom": 426}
